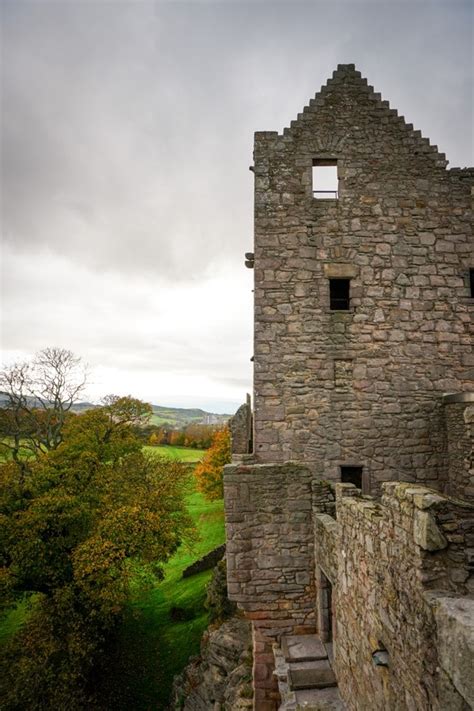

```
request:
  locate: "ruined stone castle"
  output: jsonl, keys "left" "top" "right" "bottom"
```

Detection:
{"left": 225, "top": 65, "right": 474, "bottom": 710}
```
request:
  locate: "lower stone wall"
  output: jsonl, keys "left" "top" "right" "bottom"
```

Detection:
{"left": 224, "top": 463, "right": 316, "bottom": 710}
{"left": 224, "top": 460, "right": 474, "bottom": 711}
{"left": 330, "top": 482, "right": 474, "bottom": 711}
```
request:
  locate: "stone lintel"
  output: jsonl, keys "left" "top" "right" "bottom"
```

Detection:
{"left": 323, "top": 263, "right": 358, "bottom": 279}
{"left": 442, "top": 392, "right": 474, "bottom": 404}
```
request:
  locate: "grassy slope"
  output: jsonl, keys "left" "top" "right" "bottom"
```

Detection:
{"left": 97, "top": 483, "right": 225, "bottom": 710}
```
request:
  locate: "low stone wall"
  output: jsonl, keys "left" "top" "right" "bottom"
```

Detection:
{"left": 182, "top": 545, "right": 226, "bottom": 578}
{"left": 331, "top": 482, "right": 474, "bottom": 711}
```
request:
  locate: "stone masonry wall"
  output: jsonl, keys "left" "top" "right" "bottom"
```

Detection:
{"left": 252, "top": 64, "right": 474, "bottom": 492}
{"left": 230, "top": 396, "right": 253, "bottom": 457}
{"left": 443, "top": 393, "right": 474, "bottom": 500}
{"left": 224, "top": 463, "right": 316, "bottom": 710}
{"left": 329, "top": 482, "right": 474, "bottom": 710}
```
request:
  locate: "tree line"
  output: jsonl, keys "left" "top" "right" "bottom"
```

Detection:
{"left": 146, "top": 422, "right": 219, "bottom": 449}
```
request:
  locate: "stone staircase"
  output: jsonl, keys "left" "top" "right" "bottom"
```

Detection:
{"left": 274, "top": 635, "right": 345, "bottom": 710}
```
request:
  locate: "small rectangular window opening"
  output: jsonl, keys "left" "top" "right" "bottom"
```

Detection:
{"left": 470, "top": 269, "right": 474, "bottom": 298}
{"left": 340, "top": 466, "right": 363, "bottom": 490}
{"left": 312, "top": 159, "right": 338, "bottom": 199}
{"left": 329, "top": 278, "right": 350, "bottom": 310}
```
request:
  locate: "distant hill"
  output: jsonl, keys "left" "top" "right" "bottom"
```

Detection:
{"left": 149, "top": 405, "right": 230, "bottom": 428}
{"left": 0, "top": 392, "right": 96, "bottom": 412}
{"left": 0, "top": 393, "right": 230, "bottom": 428}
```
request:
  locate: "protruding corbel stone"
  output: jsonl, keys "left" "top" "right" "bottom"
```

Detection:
{"left": 414, "top": 510, "right": 448, "bottom": 551}
{"left": 245, "top": 252, "right": 255, "bottom": 269}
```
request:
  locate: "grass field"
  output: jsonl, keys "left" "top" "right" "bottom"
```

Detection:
{"left": 144, "top": 444, "right": 206, "bottom": 463}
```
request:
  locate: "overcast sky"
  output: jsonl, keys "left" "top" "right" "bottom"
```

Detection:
{"left": 1, "top": 0, "right": 472, "bottom": 412}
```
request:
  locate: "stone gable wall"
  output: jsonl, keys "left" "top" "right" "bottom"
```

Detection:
{"left": 252, "top": 64, "right": 474, "bottom": 493}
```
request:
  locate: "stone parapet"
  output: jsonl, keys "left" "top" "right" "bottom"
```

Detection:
{"left": 330, "top": 481, "right": 474, "bottom": 710}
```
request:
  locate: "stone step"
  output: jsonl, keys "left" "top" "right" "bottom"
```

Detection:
{"left": 281, "top": 634, "right": 328, "bottom": 663}
{"left": 293, "top": 686, "right": 345, "bottom": 709}
{"left": 288, "top": 659, "right": 337, "bottom": 691}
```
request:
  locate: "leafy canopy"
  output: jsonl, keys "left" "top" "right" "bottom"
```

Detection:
{"left": 0, "top": 394, "right": 195, "bottom": 709}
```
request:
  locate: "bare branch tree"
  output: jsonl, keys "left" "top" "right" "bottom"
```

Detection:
{"left": 0, "top": 348, "right": 88, "bottom": 460}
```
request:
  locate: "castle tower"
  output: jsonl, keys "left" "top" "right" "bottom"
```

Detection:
{"left": 226, "top": 65, "right": 474, "bottom": 711}
{"left": 250, "top": 63, "right": 473, "bottom": 495}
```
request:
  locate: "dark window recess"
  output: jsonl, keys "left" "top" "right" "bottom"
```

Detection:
{"left": 341, "top": 466, "right": 363, "bottom": 489}
{"left": 329, "top": 279, "right": 350, "bottom": 310}
{"left": 470, "top": 269, "right": 474, "bottom": 298}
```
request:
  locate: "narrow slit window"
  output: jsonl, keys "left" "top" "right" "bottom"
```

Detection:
{"left": 470, "top": 269, "right": 474, "bottom": 298}
{"left": 340, "top": 466, "right": 363, "bottom": 489}
{"left": 329, "top": 278, "right": 350, "bottom": 310}
{"left": 312, "top": 159, "right": 338, "bottom": 199}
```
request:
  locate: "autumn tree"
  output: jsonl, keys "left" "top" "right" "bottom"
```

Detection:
{"left": 183, "top": 423, "right": 216, "bottom": 449}
{"left": 194, "top": 427, "right": 231, "bottom": 500}
{"left": 0, "top": 348, "right": 87, "bottom": 463}
{"left": 0, "top": 396, "right": 194, "bottom": 709}
{"left": 169, "top": 429, "right": 185, "bottom": 446}
{"left": 149, "top": 432, "right": 159, "bottom": 446}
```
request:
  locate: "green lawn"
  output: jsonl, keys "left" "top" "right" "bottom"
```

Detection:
{"left": 144, "top": 444, "right": 206, "bottom": 463}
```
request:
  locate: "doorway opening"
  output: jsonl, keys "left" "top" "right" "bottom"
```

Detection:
{"left": 318, "top": 568, "right": 334, "bottom": 643}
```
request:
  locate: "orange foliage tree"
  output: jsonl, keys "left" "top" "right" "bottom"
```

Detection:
{"left": 194, "top": 427, "right": 231, "bottom": 500}
{"left": 149, "top": 432, "right": 159, "bottom": 446}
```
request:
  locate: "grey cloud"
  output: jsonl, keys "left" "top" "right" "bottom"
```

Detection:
{"left": 1, "top": 0, "right": 472, "bottom": 405}
{"left": 2, "top": 1, "right": 472, "bottom": 278}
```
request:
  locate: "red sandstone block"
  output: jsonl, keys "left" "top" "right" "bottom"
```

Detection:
{"left": 255, "top": 653, "right": 275, "bottom": 664}
{"left": 293, "top": 624, "right": 317, "bottom": 634}
{"left": 254, "top": 695, "right": 277, "bottom": 711}
{"left": 254, "top": 663, "right": 270, "bottom": 682}
{"left": 248, "top": 611, "right": 274, "bottom": 620}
